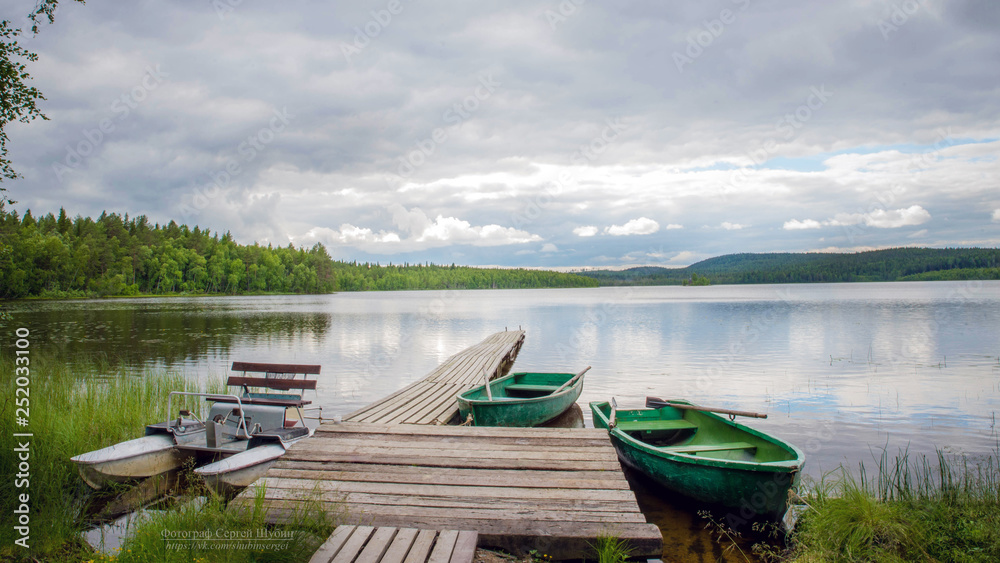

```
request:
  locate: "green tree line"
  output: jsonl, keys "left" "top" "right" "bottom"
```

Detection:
{"left": 580, "top": 248, "right": 1000, "bottom": 286}
{"left": 0, "top": 208, "right": 597, "bottom": 298}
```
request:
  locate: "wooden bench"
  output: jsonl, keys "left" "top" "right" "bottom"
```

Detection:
{"left": 661, "top": 441, "right": 757, "bottom": 454}
{"left": 615, "top": 419, "right": 698, "bottom": 432}
{"left": 228, "top": 362, "right": 320, "bottom": 392}
{"left": 310, "top": 525, "right": 477, "bottom": 563}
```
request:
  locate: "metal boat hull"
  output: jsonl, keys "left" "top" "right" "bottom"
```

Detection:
{"left": 194, "top": 443, "right": 287, "bottom": 495}
{"left": 71, "top": 434, "right": 185, "bottom": 489}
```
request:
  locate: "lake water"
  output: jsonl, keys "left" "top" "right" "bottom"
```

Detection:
{"left": 7, "top": 281, "right": 1000, "bottom": 561}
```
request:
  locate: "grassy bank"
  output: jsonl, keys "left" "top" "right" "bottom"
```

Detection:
{"left": 1, "top": 351, "right": 335, "bottom": 562}
{"left": 97, "top": 484, "right": 333, "bottom": 563}
{"left": 0, "top": 352, "right": 226, "bottom": 560}
{"left": 782, "top": 450, "right": 1000, "bottom": 562}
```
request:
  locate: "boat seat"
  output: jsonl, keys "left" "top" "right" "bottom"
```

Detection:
{"left": 207, "top": 395, "right": 311, "bottom": 408}
{"left": 504, "top": 384, "right": 561, "bottom": 393}
{"left": 615, "top": 419, "right": 698, "bottom": 432}
{"left": 661, "top": 441, "right": 757, "bottom": 454}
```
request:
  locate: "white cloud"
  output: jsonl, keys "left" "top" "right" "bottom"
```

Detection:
{"left": 574, "top": 226, "right": 599, "bottom": 237}
{"left": 301, "top": 225, "right": 400, "bottom": 246}
{"left": 785, "top": 206, "right": 932, "bottom": 233}
{"left": 721, "top": 222, "right": 746, "bottom": 230}
{"left": 907, "top": 229, "right": 928, "bottom": 238}
{"left": 669, "top": 250, "right": 699, "bottom": 264}
{"left": 605, "top": 217, "right": 660, "bottom": 236}
{"left": 666, "top": 224, "right": 683, "bottom": 230}
{"left": 783, "top": 219, "right": 823, "bottom": 230}
{"left": 992, "top": 209, "right": 1000, "bottom": 222}
{"left": 387, "top": 205, "right": 542, "bottom": 246}
{"left": 828, "top": 205, "right": 931, "bottom": 228}
{"left": 541, "top": 243, "right": 558, "bottom": 252}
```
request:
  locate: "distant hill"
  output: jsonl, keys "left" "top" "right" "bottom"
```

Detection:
{"left": 577, "top": 248, "right": 1000, "bottom": 286}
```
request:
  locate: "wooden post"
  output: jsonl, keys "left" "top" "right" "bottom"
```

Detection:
{"left": 483, "top": 370, "right": 493, "bottom": 401}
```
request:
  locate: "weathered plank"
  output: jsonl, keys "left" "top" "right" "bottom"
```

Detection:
{"left": 280, "top": 452, "right": 621, "bottom": 471}
{"left": 355, "top": 527, "right": 399, "bottom": 563}
{"left": 290, "top": 443, "right": 620, "bottom": 462}
{"left": 379, "top": 528, "right": 419, "bottom": 563}
{"left": 402, "top": 530, "right": 439, "bottom": 563}
{"left": 267, "top": 466, "right": 632, "bottom": 490}
{"left": 427, "top": 530, "right": 458, "bottom": 563}
{"left": 450, "top": 531, "right": 478, "bottom": 563}
{"left": 257, "top": 477, "right": 640, "bottom": 502}
{"left": 332, "top": 525, "right": 376, "bottom": 563}
{"left": 309, "top": 524, "right": 357, "bottom": 563}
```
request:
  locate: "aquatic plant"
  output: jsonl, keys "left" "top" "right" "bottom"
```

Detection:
{"left": 787, "top": 449, "right": 1000, "bottom": 562}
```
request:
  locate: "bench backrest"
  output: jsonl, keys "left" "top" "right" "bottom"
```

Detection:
{"left": 228, "top": 362, "right": 321, "bottom": 391}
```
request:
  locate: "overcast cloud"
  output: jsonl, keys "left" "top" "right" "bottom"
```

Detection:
{"left": 4, "top": 0, "right": 998, "bottom": 267}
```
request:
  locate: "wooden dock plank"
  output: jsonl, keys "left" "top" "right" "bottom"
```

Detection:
{"left": 402, "top": 529, "right": 439, "bottom": 563}
{"left": 332, "top": 525, "right": 376, "bottom": 563}
{"left": 450, "top": 532, "right": 478, "bottom": 563}
{"left": 310, "top": 525, "right": 357, "bottom": 563}
{"left": 258, "top": 478, "right": 639, "bottom": 502}
{"left": 379, "top": 528, "right": 419, "bottom": 563}
{"left": 427, "top": 530, "right": 458, "bottom": 563}
{"left": 355, "top": 527, "right": 399, "bottom": 563}
{"left": 267, "top": 466, "right": 633, "bottom": 490}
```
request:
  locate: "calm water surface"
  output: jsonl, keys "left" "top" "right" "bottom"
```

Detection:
{"left": 7, "top": 281, "right": 1000, "bottom": 561}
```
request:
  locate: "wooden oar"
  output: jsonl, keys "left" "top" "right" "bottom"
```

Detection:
{"left": 483, "top": 370, "right": 493, "bottom": 401}
{"left": 646, "top": 396, "right": 767, "bottom": 419}
{"left": 551, "top": 366, "right": 591, "bottom": 394}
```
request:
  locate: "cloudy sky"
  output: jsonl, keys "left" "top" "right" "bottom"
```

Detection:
{"left": 4, "top": 0, "right": 999, "bottom": 267}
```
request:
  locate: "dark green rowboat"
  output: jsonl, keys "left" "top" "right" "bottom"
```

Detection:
{"left": 590, "top": 399, "right": 804, "bottom": 520}
{"left": 457, "top": 369, "right": 588, "bottom": 427}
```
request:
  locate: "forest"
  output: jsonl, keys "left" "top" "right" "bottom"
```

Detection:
{"left": 579, "top": 248, "right": 1000, "bottom": 286}
{"left": 0, "top": 208, "right": 598, "bottom": 299}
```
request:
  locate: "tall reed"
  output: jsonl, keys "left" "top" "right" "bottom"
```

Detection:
{"left": 790, "top": 449, "right": 1000, "bottom": 562}
{"left": 0, "top": 351, "right": 223, "bottom": 561}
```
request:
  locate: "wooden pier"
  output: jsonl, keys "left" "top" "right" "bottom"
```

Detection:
{"left": 234, "top": 331, "right": 663, "bottom": 560}
{"left": 344, "top": 330, "right": 525, "bottom": 425}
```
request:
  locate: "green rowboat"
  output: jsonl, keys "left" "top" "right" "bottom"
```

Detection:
{"left": 590, "top": 399, "right": 804, "bottom": 520}
{"left": 457, "top": 368, "right": 588, "bottom": 427}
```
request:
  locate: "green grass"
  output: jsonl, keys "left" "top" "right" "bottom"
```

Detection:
{"left": 0, "top": 352, "right": 225, "bottom": 561}
{"left": 786, "top": 450, "right": 1000, "bottom": 562}
{"left": 103, "top": 482, "right": 333, "bottom": 563}
{"left": 588, "top": 533, "right": 631, "bottom": 563}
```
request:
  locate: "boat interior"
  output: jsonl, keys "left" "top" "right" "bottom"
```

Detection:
{"left": 600, "top": 402, "right": 798, "bottom": 463}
